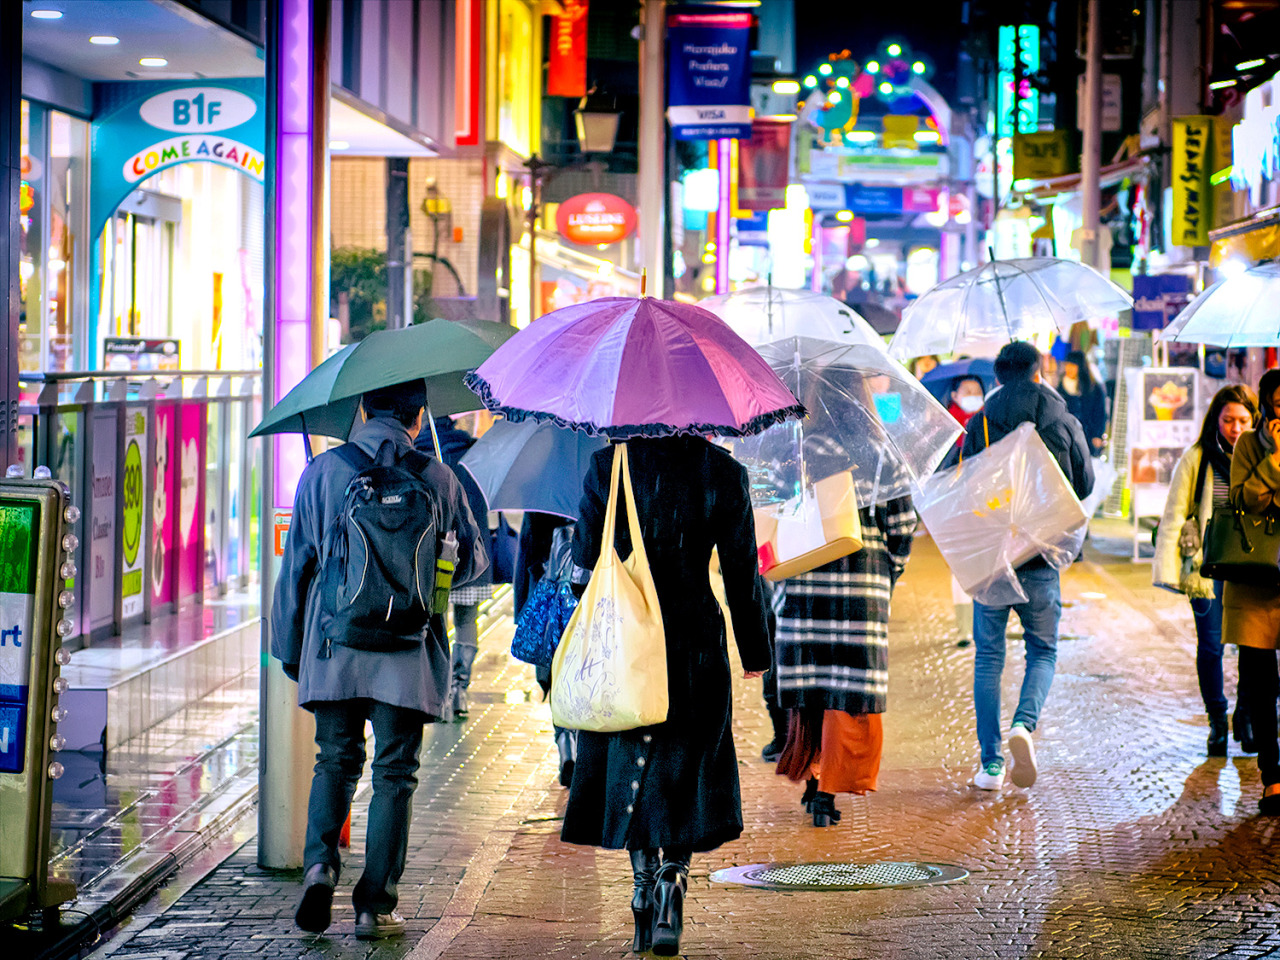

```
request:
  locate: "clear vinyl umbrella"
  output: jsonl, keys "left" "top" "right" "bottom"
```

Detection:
{"left": 1160, "top": 262, "right": 1280, "bottom": 346}
{"left": 700, "top": 286, "right": 888, "bottom": 349}
{"left": 724, "top": 337, "right": 962, "bottom": 508}
{"left": 889, "top": 258, "right": 1133, "bottom": 361}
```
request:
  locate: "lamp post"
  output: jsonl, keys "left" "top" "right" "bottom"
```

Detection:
{"left": 524, "top": 94, "right": 621, "bottom": 325}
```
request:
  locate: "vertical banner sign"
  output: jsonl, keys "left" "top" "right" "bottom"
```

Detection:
{"left": 547, "top": 0, "right": 588, "bottom": 98}
{"left": 666, "top": 7, "right": 753, "bottom": 141}
{"left": 121, "top": 408, "right": 148, "bottom": 619}
{"left": 738, "top": 119, "right": 792, "bottom": 210}
{"left": 1172, "top": 116, "right": 1211, "bottom": 247}
{"left": 178, "top": 404, "right": 207, "bottom": 600}
{"left": 89, "top": 411, "right": 118, "bottom": 631}
{"left": 0, "top": 499, "right": 38, "bottom": 774}
{"left": 152, "top": 406, "right": 176, "bottom": 606}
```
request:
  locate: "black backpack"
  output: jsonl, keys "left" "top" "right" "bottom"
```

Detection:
{"left": 318, "top": 440, "right": 445, "bottom": 653}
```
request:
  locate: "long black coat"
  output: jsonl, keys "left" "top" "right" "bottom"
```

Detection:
{"left": 561, "top": 437, "right": 772, "bottom": 853}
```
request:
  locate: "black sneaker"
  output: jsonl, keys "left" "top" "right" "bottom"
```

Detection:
{"left": 295, "top": 864, "right": 337, "bottom": 934}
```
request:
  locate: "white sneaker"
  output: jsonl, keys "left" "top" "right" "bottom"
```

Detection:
{"left": 972, "top": 761, "right": 1005, "bottom": 790}
{"left": 1007, "top": 724, "right": 1037, "bottom": 788}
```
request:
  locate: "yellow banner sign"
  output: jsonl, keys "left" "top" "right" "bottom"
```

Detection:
{"left": 1012, "top": 131, "right": 1071, "bottom": 181}
{"left": 1172, "top": 116, "right": 1211, "bottom": 247}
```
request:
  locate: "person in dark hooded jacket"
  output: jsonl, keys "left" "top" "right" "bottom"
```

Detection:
{"left": 961, "top": 341, "right": 1094, "bottom": 795}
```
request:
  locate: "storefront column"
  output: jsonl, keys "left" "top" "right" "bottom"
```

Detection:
{"left": 1, "top": 4, "right": 19, "bottom": 471}
{"left": 260, "top": 0, "right": 330, "bottom": 870}
{"left": 386, "top": 158, "right": 412, "bottom": 329}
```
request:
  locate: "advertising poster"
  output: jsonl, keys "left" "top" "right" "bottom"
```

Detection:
{"left": 152, "top": 405, "right": 176, "bottom": 606}
{"left": 88, "top": 410, "right": 118, "bottom": 631}
{"left": 0, "top": 498, "right": 38, "bottom": 774}
{"left": 738, "top": 119, "right": 791, "bottom": 210}
{"left": 666, "top": 7, "right": 753, "bottom": 140}
{"left": 178, "top": 403, "right": 206, "bottom": 600}
{"left": 1139, "top": 370, "right": 1199, "bottom": 447}
{"left": 121, "top": 407, "right": 148, "bottom": 620}
{"left": 546, "top": 0, "right": 588, "bottom": 97}
{"left": 1126, "top": 368, "right": 1204, "bottom": 527}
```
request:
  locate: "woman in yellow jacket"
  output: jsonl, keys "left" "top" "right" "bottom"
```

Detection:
{"left": 1225, "top": 368, "right": 1280, "bottom": 815}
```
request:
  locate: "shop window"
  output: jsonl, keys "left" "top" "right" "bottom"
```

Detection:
{"left": 19, "top": 100, "right": 42, "bottom": 373}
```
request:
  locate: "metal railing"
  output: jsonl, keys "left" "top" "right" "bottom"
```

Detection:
{"left": 14, "top": 369, "right": 262, "bottom": 646}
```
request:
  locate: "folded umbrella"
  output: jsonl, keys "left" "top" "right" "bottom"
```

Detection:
{"left": 250, "top": 318, "right": 518, "bottom": 440}
{"left": 464, "top": 297, "right": 804, "bottom": 439}
{"left": 1160, "top": 262, "right": 1280, "bottom": 347}
{"left": 700, "top": 285, "right": 889, "bottom": 349}
{"left": 460, "top": 418, "right": 606, "bottom": 520}
{"left": 725, "top": 337, "right": 962, "bottom": 508}
{"left": 889, "top": 258, "right": 1132, "bottom": 361}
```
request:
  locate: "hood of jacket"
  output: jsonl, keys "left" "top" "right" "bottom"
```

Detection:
{"left": 980, "top": 378, "right": 1074, "bottom": 444}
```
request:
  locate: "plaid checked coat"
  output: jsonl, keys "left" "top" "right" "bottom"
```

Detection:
{"left": 774, "top": 494, "right": 917, "bottom": 715}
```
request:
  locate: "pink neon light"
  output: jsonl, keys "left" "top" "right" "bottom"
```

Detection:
{"left": 274, "top": 0, "right": 315, "bottom": 506}
{"left": 716, "top": 138, "right": 731, "bottom": 295}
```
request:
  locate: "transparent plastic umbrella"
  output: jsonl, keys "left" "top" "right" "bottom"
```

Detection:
{"left": 1160, "top": 262, "right": 1280, "bottom": 347}
{"left": 700, "top": 286, "right": 888, "bottom": 349}
{"left": 888, "top": 258, "right": 1133, "bottom": 361}
{"left": 724, "top": 337, "right": 963, "bottom": 508}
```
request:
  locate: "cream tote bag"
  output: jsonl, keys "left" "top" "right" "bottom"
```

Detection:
{"left": 550, "top": 443, "right": 669, "bottom": 732}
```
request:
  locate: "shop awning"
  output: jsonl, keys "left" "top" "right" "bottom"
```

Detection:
{"left": 1208, "top": 204, "right": 1280, "bottom": 267}
{"left": 1015, "top": 155, "right": 1151, "bottom": 201}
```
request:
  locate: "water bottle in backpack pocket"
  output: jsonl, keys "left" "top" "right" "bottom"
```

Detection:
{"left": 318, "top": 440, "right": 446, "bottom": 652}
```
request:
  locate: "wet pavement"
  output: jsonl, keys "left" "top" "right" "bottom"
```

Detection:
{"left": 83, "top": 533, "right": 1280, "bottom": 960}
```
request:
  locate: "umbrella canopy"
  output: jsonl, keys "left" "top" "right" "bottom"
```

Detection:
{"left": 464, "top": 296, "right": 804, "bottom": 439}
{"left": 725, "top": 337, "right": 962, "bottom": 508}
{"left": 889, "top": 258, "right": 1133, "bottom": 361}
{"left": 1160, "top": 262, "right": 1280, "bottom": 347}
{"left": 920, "top": 357, "right": 998, "bottom": 404}
{"left": 459, "top": 418, "right": 606, "bottom": 520}
{"left": 251, "top": 318, "right": 518, "bottom": 439}
{"left": 700, "top": 286, "right": 888, "bottom": 349}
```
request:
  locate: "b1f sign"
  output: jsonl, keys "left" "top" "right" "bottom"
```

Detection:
{"left": 666, "top": 7, "right": 753, "bottom": 141}
{"left": 139, "top": 87, "right": 258, "bottom": 133}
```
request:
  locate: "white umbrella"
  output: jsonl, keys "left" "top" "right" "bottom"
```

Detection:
{"left": 1160, "top": 262, "right": 1280, "bottom": 347}
{"left": 700, "top": 286, "right": 889, "bottom": 349}
{"left": 889, "top": 258, "right": 1133, "bottom": 361}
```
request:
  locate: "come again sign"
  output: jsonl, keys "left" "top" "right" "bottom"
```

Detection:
{"left": 90, "top": 78, "right": 265, "bottom": 240}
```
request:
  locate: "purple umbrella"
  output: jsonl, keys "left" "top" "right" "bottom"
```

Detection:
{"left": 464, "top": 297, "right": 804, "bottom": 439}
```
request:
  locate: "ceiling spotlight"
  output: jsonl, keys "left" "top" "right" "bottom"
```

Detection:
{"left": 89, "top": 35, "right": 120, "bottom": 45}
{"left": 139, "top": 57, "right": 168, "bottom": 67}
{"left": 31, "top": 9, "right": 63, "bottom": 19}
{"left": 887, "top": 43, "right": 903, "bottom": 56}
{"left": 912, "top": 61, "right": 926, "bottom": 74}
{"left": 879, "top": 82, "right": 893, "bottom": 95}
{"left": 328, "top": 140, "right": 350, "bottom": 150}
{"left": 819, "top": 63, "right": 833, "bottom": 76}
{"left": 865, "top": 61, "right": 880, "bottom": 74}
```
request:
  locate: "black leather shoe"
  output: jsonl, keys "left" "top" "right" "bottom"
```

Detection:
{"left": 629, "top": 849, "right": 660, "bottom": 954}
{"left": 1208, "top": 714, "right": 1229, "bottom": 757}
{"left": 650, "top": 862, "right": 688, "bottom": 957}
{"left": 354, "top": 910, "right": 406, "bottom": 940}
{"left": 811, "top": 791, "right": 842, "bottom": 828}
{"left": 294, "top": 863, "right": 337, "bottom": 934}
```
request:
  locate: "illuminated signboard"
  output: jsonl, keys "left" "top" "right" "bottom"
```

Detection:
{"left": 555, "top": 193, "right": 638, "bottom": 245}
{"left": 997, "top": 25, "right": 1040, "bottom": 138}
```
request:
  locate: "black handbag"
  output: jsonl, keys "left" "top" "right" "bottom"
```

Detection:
{"left": 1201, "top": 504, "right": 1280, "bottom": 588}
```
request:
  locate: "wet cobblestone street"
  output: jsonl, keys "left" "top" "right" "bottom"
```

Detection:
{"left": 94, "top": 535, "right": 1280, "bottom": 960}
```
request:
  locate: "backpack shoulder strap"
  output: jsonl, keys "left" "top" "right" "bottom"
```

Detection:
{"left": 333, "top": 442, "right": 375, "bottom": 472}
{"left": 398, "top": 447, "right": 436, "bottom": 476}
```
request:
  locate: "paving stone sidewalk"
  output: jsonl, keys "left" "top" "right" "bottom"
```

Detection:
{"left": 94, "top": 537, "right": 1280, "bottom": 960}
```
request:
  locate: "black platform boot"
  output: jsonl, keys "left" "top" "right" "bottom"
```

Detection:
{"left": 650, "top": 853, "right": 690, "bottom": 957}
{"left": 1208, "top": 713, "right": 1229, "bottom": 757}
{"left": 628, "top": 849, "right": 660, "bottom": 954}
{"left": 811, "top": 791, "right": 842, "bottom": 827}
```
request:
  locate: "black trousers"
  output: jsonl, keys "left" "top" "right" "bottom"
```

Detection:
{"left": 304, "top": 699, "right": 426, "bottom": 913}
{"left": 1239, "top": 646, "right": 1280, "bottom": 786}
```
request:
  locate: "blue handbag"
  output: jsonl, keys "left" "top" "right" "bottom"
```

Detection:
{"left": 510, "top": 527, "right": 578, "bottom": 668}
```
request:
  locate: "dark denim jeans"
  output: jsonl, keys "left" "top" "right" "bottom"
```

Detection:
{"left": 1239, "top": 646, "right": 1280, "bottom": 787}
{"left": 304, "top": 699, "right": 425, "bottom": 914}
{"left": 973, "top": 566, "right": 1061, "bottom": 768}
{"left": 1189, "top": 580, "right": 1229, "bottom": 717}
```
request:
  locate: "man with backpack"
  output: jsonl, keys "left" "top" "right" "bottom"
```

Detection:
{"left": 271, "top": 379, "right": 486, "bottom": 939}
{"left": 959, "top": 342, "right": 1094, "bottom": 793}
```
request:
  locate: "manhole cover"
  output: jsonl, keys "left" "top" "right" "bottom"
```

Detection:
{"left": 712, "top": 861, "right": 967, "bottom": 891}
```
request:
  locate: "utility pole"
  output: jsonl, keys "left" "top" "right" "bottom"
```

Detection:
{"left": 525, "top": 155, "right": 552, "bottom": 325}
{"left": 386, "top": 158, "right": 411, "bottom": 328}
{"left": 638, "top": 0, "right": 667, "bottom": 297}
{"left": 1, "top": 2, "right": 19, "bottom": 471}
{"left": 1080, "top": 0, "right": 1104, "bottom": 270}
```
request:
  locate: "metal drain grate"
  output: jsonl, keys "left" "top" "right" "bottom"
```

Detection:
{"left": 712, "top": 861, "right": 968, "bottom": 891}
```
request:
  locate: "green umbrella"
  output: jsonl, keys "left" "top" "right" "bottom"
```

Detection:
{"left": 250, "top": 318, "right": 518, "bottom": 441}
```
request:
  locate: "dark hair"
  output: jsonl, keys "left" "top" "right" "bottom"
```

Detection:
{"left": 1259, "top": 369, "right": 1280, "bottom": 423}
{"left": 363, "top": 379, "right": 427, "bottom": 428}
{"left": 951, "top": 375, "right": 984, "bottom": 395}
{"left": 1064, "top": 350, "right": 1097, "bottom": 394}
{"left": 1198, "top": 384, "right": 1259, "bottom": 450}
{"left": 993, "top": 341, "right": 1041, "bottom": 384}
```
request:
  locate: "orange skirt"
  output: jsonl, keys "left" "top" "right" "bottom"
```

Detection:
{"left": 776, "top": 709, "right": 883, "bottom": 795}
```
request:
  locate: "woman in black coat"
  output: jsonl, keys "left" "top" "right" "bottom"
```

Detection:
{"left": 563, "top": 435, "right": 771, "bottom": 957}
{"left": 1060, "top": 350, "right": 1108, "bottom": 453}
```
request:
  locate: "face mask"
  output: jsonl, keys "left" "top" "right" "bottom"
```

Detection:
{"left": 1061, "top": 376, "right": 1079, "bottom": 394}
{"left": 872, "top": 392, "right": 902, "bottom": 424}
{"left": 956, "top": 395, "right": 983, "bottom": 414}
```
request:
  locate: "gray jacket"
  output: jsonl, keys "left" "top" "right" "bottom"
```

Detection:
{"left": 270, "top": 417, "right": 487, "bottom": 717}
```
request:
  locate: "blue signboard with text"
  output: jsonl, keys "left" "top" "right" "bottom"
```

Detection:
{"left": 666, "top": 7, "right": 753, "bottom": 140}
{"left": 1132, "top": 274, "right": 1194, "bottom": 331}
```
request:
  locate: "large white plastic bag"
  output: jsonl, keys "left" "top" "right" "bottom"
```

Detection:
{"left": 916, "top": 422, "right": 1089, "bottom": 605}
